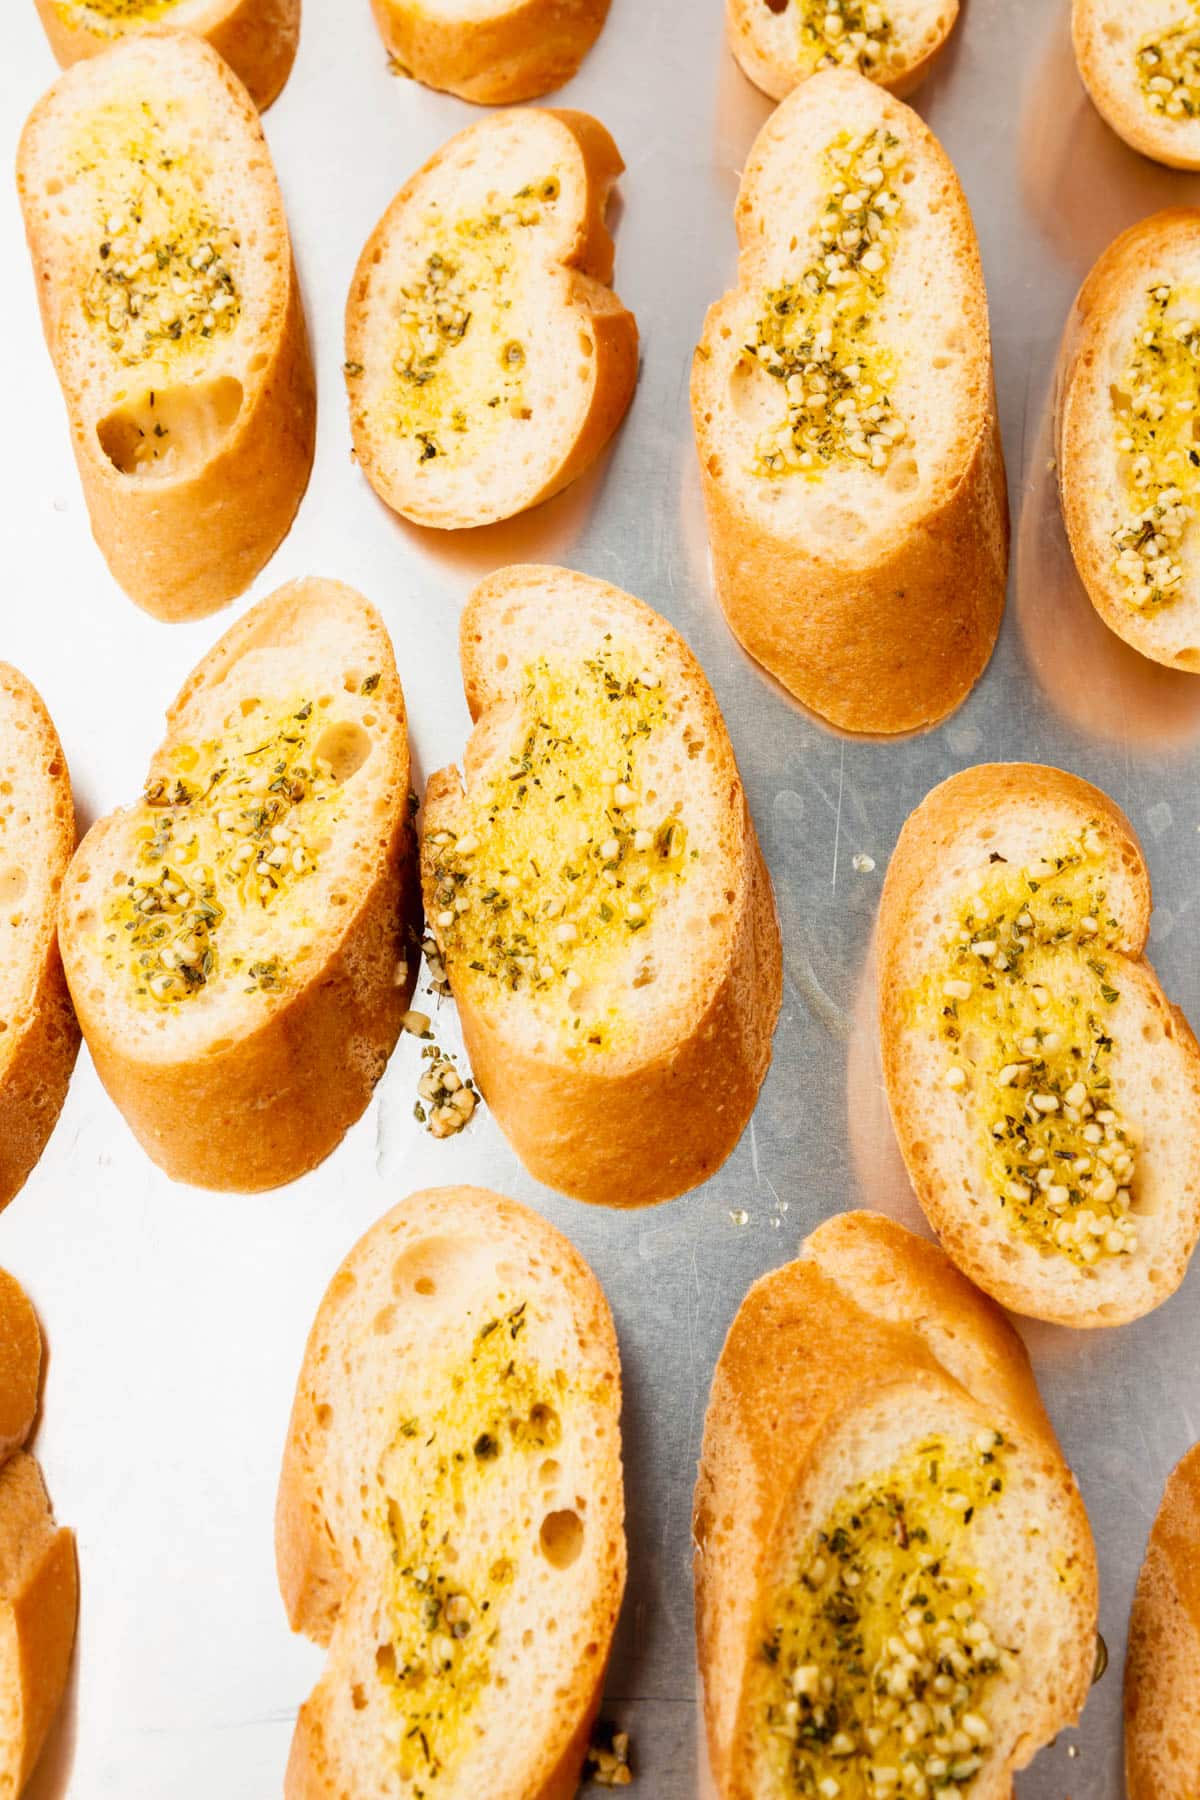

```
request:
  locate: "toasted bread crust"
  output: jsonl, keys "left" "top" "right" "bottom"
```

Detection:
{"left": 726, "top": 0, "right": 960, "bottom": 103}
{"left": 369, "top": 0, "right": 610, "bottom": 103}
{"left": 1073, "top": 0, "right": 1200, "bottom": 171}
{"left": 0, "top": 1275, "right": 41, "bottom": 1462}
{"left": 1126, "top": 1443, "right": 1200, "bottom": 1800}
{"left": 33, "top": 0, "right": 300, "bottom": 109}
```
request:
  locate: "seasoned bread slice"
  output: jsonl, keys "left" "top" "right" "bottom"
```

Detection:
{"left": 276, "top": 1186, "right": 625, "bottom": 1800}
{"left": 420, "top": 565, "right": 782, "bottom": 1209}
{"left": 32, "top": 0, "right": 300, "bottom": 110}
{"left": 1073, "top": 0, "right": 1200, "bottom": 170}
{"left": 877, "top": 763, "right": 1200, "bottom": 1327}
{"left": 345, "top": 109, "right": 637, "bottom": 531}
{"left": 1126, "top": 1442, "right": 1200, "bottom": 1800}
{"left": 728, "top": 0, "right": 960, "bottom": 104}
{"left": 17, "top": 32, "right": 315, "bottom": 622}
{"left": 57, "top": 578, "right": 417, "bottom": 1192}
{"left": 0, "top": 668, "right": 80, "bottom": 1215}
{"left": 369, "top": 0, "right": 610, "bottom": 104}
{"left": 1059, "top": 210, "right": 1200, "bottom": 671}
{"left": 692, "top": 69, "right": 1007, "bottom": 735}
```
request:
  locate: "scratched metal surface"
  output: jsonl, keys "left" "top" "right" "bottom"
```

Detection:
{"left": 1, "top": 1, "right": 1198, "bottom": 1794}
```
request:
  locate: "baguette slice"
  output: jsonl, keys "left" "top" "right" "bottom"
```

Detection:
{"left": 1126, "top": 1442, "right": 1200, "bottom": 1800}
{"left": 1059, "top": 210, "right": 1200, "bottom": 670}
{"left": 370, "top": 0, "right": 610, "bottom": 104}
{"left": 694, "top": 1210, "right": 1098, "bottom": 1800}
{"left": 58, "top": 578, "right": 418, "bottom": 1192}
{"left": 18, "top": 32, "right": 315, "bottom": 622}
{"left": 0, "top": 668, "right": 80, "bottom": 1215}
{"left": 727, "top": 0, "right": 960, "bottom": 104}
{"left": 692, "top": 69, "right": 1008, "bottom": 735}
{"left": 420, "top": 565, "right": 782, "bottom": 1208}
{"left": 32, "top": 0, "right": 300, "bottom": 110}
{"left": 276, "top": 1186, "right": 625, "bottom": 1800}
{"left": 878, "top": 762, "right": 1200, "bottom": 1326}
{"left": 346, "top": 109, "right": 637, "bottom": 531}
{"left": 1073, "top": 0, "right": 1200, "bottom": 171}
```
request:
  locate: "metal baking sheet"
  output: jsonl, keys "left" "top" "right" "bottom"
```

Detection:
{"left": 2, "top": 1, "right": 1199, "bottom": 1793}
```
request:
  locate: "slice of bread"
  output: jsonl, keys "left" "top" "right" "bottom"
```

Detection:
{"left": 877, "top": 762, "right": 1200, "bottom": 1327}
{"left": 18, "top": 32, "right": 315, "bottom": 623}
{"left": 727, "top": 0, "right": 960, "bottom": 104}
{"left": 345, "top": 109, "right": 637, "bottom": 532}
{"left": 32, "top": 0, "right": 300, "bottom": 110}
{"left": 420, "top": 564, "right": 782, "bottom": 1209}
{"left": 1126, "top": 1442, "right": 1200, "bottom": 1800}
{"left": 276, "top": 1185, "right": 625, "bottom": 1800}
{"left": 1059, "top": 209, "right": 1200, "bottom": 671}
{"left": 694, "top": 1210, "right": 1098, "bottom": 1800}
{"left": 692, "top": 68, "right": 1008, "bottom": 735}
{"left": 369, "top": 0, "right": 611, "bottom": 104}
{"left": 1074, "top": 0, "right": 1200, "bottom": 171}
{"left": 57, "top": 578, "right": 418, "bottom": 1192}
{"left": 0, "top": 667, "right": 80, "bottom": 1215}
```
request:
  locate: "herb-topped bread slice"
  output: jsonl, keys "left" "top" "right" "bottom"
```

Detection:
{"left": 728, "top": 0, "right": 960, "bottom": 104}
{"left": 692, "top": 68, "right": 1007, "bottom": 735}
{"left": 346, "top": 110, "right": 637, "bottom": 531}
{"left": 32, "top": 0, "right": 300, "bottom": 110}
{"left": 370, "top": 0, "right": 611, "bottom": 104}
{"left": 695, "top": 1211, "right": 1098, "bottom": 1800}
{"left": 1126, "top": 1442, "right": 1200, "bottom": 1800}
{"left": 420, "top": 565, "right": 782, "bottom": 1209}
{"left": 1074, "top": 0, "right": 1200, "bottom": 170}
{"left": 878, "top": 763, "right": 1200, "bottom": 1327}
{"left": 57, "top": 578, "right": 418, "bottom": 1192}
{"left": 18, "top": 32, "right": 315, "bottom": 622}
{"left": 276, "top": 1186, "right": 625, "bottom": 1800}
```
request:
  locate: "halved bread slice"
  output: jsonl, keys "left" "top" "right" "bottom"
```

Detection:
{"left": 420, "top": 565, "right": 782, "bottom": 1209}
{"left": 727, "top": 0, "right": 960, "bottom": 104}
{"left": 0, "top": 667, "right": 80, "bottom": 1215}
{"left": 877, "top": 762, "right": 1200, "bottom": 1327}
{"left": 345, "top": 109, "right": 638, "bottom": 531}
{"left": 276, "top": 1186, "right": 625, "bottom": 1800}
{"left": 57, "top": 578, "right": 418, "bottom": 1192}
{"left": 692, "top": 68, "right": 1008, "bottom": 735}
{"left": 1126, "top": 1442, "right": 1200, "bottom": 1800}
{"left": 1073, "top": 0, "right": 1200, "bottom": 171}
{"left": 17, "top": 32, "right": 315, "bottom": 622}
{"left": 1058, "top": 210, "right": 1200, "bottom": 671}
{"left": 369, "top": 0, "right": 611, "bottom": 104}
{"left": 32, "top": 0, "right": 300, "bottom": 110}
{"left": 694, "top": 1210, "right": 1098, "bottom": 1800}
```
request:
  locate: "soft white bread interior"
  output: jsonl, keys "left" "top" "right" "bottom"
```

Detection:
{"left": 694, "top": 1211, "right": 1098, "bottom": 1800}
{"left": 421, "top": 565, "right": 782, "bottom": 1208}
{"left": 1073, "top": 0, "right": 1200, "bottom": 170}
{"left": 692, "top": 69, "right": 1007, "bottom": 735}
{"left": 369, "top": 0, "right": 611, "bottom": 105}
{"left": 0, "top": 667, "right": 80, "bottom": 1215}
{"left": 727, "top": 0, "right": 960, "bottom": 104}
{"left": 58, "top": 578, "right": 418, "bottom": 1193}
{"left": 1059, "top": 209, "right": 1200, "bottom": 670}
{"left": 276, "top": 1186, "right": 625, "bottom": 1800}
{"left": 877, "top": 762, "right": 1200, "bottom": 1327}
{"left": 1126, "top": 1442, "right": 1200, "bottom": 1800}
{"left": 17, "top": 32, "right": 315, "bottom": 622}
{"left": 346, "top": 109, "right": 637, "bottom": 531}
{"left": 32, "top": 0, "right": 300, "bottom": 110}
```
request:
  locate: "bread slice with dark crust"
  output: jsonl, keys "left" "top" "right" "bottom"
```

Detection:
{"left": 369, "top": 0, "right": 611, "bottom": 104}
{"left": 1126, "top": 1442, "right": 1200, "bottom": 1800}
{"left": 728, "top": 0, "right": 960, "bottom": 104}
{"left": 1073, "top": 0, "right": 1200, "bottom": 171}
{"left": 33, "top": 0, "right": 300, "bottom": 110}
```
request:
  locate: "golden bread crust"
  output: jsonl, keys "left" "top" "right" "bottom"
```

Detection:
{"left": 1126, "top": 1443, "right": 1200, "bottom": 1800}
{"left": 369, "top": 0, "right": 610, "bottom": 103}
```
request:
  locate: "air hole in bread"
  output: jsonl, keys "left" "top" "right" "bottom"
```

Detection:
{"left": 314, "top": 722, "right": 372, "bottom": 783}
{"left": 415, "top": 1276, "right": 436, "bottom": 1296}
{"left": 97, "top": 376, "right": 243, "bottom": 480}
{"left": 888, "top": 456, "right": 921, "bottom": 494}
{"left": 540, "top": 1459, "right": 561, "bottom": 1486}
{"left": 373, "top": 1305, "right": 396, "bottom": 1335}
{"left": 0, "top": 868, "right": 28, "bottom": 907}
{"left": 375, "top": 1642, "right": 395, "bottom": 1676}
{"left": 316, "top": 1403, "right": 333, "bottom": 1427}
{"left": 579, "top": 333, "right": 593, "bottom": 357}
{"left": 540, "top": 1509, "right": 584, "bottom": 1569}
{"left": 1176, "top": 648, "right": 1200, "bottom": 670}
{"left": 1102, "top": 19, "right": 1124, "bottom": 40}
{"left": 351, "top": 1684, "right": 367, "bottom": 1711}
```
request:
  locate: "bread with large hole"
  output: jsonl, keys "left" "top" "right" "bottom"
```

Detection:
{"left": 421, "top": 564, "right": 782, "bottom": 1208}
{"left": 17, "top": 32, "right": 315, "bottom": 622}
{"left": 346, "top": 109, "right": 637, "bottom": 531}
{"left": 1073, "top": 0, "right": 1200, "bottom": 170}
{"left": 57, "top": 578, "right": 418, "bottom": 1192}
{"left": 877, "top": 762, "right": 1200, "bottom": 1326}
{"left": 727, "top": 0, "right": 960, "bottom": 104}
{"left": 692, "top": 69, "right": 1007, "bottom": 734}
{"left": 369, "top": 0, "right": 610, "bottom": 103}
{"left": 694, "top": 1210, "right": 1098, "bottom": 1800}
{"left": 32, "top": 0, "right": 300, "bottom": 110}
{"left": 1126, "top": 1441, "right": 1200, "bottom": 1800}
{"left": 276, "top": 1185, "right": 625, "bottom": 1799}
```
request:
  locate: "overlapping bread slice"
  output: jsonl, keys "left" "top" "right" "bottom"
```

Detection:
{"left": 1126, "top": 1442, "right": 1200, "bottom": 1800}
{"left": 346, "top": 109, "right": 637, "bottom": 530}
{"left": 0, "top": 667, "right": 80, "bottom": 1214}
{"left": 420, "top": 565, "right": 782, "bottom": 1208}
{"left": 692, "top": 68, "right": 1007, "bottom": 734}
{"left": 1058, "top": 209, "right": 1200, "bottom": 670}
{"left": 727, "top": 0, "right": 960, "bottom": 104}
{"left": 1073, "top": 0, "right": 1200, "bottom": 170}
{"left": 694, "top": 1210, "right": 1098, "bottom": 1800}
{"left": 17, "top": 32, "right": 315, "bottom": 622}
{"left": 369, "top": 0, "right": 611, "bottom": 104}
{"left": 276, "top": 1186, "right": 625, "bottom": 1800}
{"left": 878, "top": 762, "right": 1200, "bottom": 1326}
{"left": 57, "top": 578, "right": 418, "bottom": 1192}
{"left": 32, "top": 0, "right": 300, "bottom": 110}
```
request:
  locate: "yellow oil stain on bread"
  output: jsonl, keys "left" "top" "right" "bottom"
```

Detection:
{"left": 1126, "top": 1442, "right": 1200, "bottom": 1800}
{"left": 33, "top": 0, "right": 300, "bottom": 110}
{"left": 692, "top": 69, "right": 1007, "bottom": 735}
{"left": 1074, "top": 0, "right": 1200, "bottom": 170}
{"left": 877, "top": 763, "right": 1200, "bottom": 1326}
{"left": 276, "top": 1187, "right": 625, "bottom": 1799}
{"left": 727, "top": 0, "right": 960, "bottom": 104}
{"left": 369, "top": 0, "right": 611, "bottom": 104}
{"left": 420, "top": 565, "right": 782, "bottom": 1209}
{"left": 346, "top": 110, "right": 637, "bottom": 532}
{"left": 17, "top": 32, "right": 315, "bottom": 622}
{"left": 57, "top": 578, "right": 419, "bottom": 1192}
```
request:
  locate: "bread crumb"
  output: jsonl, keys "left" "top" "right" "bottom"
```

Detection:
{"left": 583, "top": 1721, "right": 633, "bottom": 1787}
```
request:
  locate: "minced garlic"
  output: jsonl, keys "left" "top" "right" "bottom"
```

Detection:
{"left": 795, "top": 1, "right": 901, "bottom": 81}
{"left": 1111, "top": 283, "right": 1200, "bottom": 612}
{"left": 1137, "top": 6, "right": 1200, "bottom": 124}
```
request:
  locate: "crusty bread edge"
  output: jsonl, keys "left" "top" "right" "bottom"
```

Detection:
{"left": 1125, "top": 1442, "right": 1200, "bottom": 1800}
{"left": 726, "top": 0, "right": 962, "bottom": 105}
{"left": 368, "top": 0, "right": 611, "bottom": 104}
